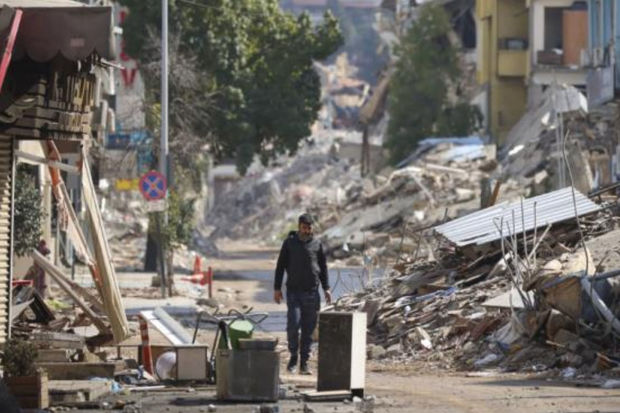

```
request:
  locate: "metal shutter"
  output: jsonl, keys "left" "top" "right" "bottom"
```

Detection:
{"left": 0, "top": 135, "right": 14, "bottom": 345}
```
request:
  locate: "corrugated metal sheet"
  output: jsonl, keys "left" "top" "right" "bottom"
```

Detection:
{"left": 434, "top": 187, "right": 601, "bottom": 247}
{"left": 0, "top": 135, "right": 13, "bottom": 345}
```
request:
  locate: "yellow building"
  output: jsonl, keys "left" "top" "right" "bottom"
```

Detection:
{"left": 476, "top": 0, "right": 530, "bottom": 143}
{"left": 477, "top": 0, "right": 611, "bottom": 143}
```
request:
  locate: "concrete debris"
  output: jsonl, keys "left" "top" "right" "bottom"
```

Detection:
{"left": 197, "top": 91, "right": 620, "bottom": 387}
{"left": 202, "top": 132, "right": 528, "bottom": 269}
{"left": 328, "top": 186, "right": 618, "bottom": 377}
{"left": 501, "top": 85, "right": 620, "bottom": 194}
{"left": 601, "top": 379, "right": 620, "bottom": 389}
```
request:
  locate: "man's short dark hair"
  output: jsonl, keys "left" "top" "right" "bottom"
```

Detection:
{"left": 298, "top": 213, "right": 314, "bottom": 225}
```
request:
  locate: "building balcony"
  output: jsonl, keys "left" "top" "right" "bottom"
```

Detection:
{"left": 531, "top": 65, "right": 588, "bottom": 86}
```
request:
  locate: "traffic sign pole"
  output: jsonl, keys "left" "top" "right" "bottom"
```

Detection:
{"left": 160, "top": 0, "right": 169, "bottom": 299}
{"left": 139, "top": 170, "right": 168, "bottom": 298}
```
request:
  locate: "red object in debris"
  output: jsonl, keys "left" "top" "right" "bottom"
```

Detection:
{"left": 12, "top": 279, "right": 34, "bottom": 287}
{"left": 0, "top": 9, "right": 22, "bottom": 92}
{"left": 193, "top": 255, "right": 202, "bottom": 275}
{"left": 181, "top": 256, "right": 214, "bottom": 298}
{"left": 138, "top": 315, "right": 154, "bottom": 375}
{"left": 180, "top": 271, "right": 209, "bottom": 286}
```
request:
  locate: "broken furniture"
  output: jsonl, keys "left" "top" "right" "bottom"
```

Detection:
{"left": 11, "top": 284, "right": 55, "bottom": 323}
{"left": 139, "top": 308, "right": 210, "bottom": 381}
{"left": 317, "top": 312, "right": 367, "bottom": 397}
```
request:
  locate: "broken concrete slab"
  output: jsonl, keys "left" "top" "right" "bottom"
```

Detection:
{"left": 49, "top": 380, "right": 113, "bottom": 405}
{"left": 482, "top": 289, "right": 535, "bottom": 309}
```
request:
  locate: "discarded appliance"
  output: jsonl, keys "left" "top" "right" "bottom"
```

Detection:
{"left": 317, "top": 312, "right": 367, "bottom": 397}
{"left": 193, "top": 308, "right": 272, "bottom": 394}
{"left": 216, "top": 342, "right": 280, "bottom": 402}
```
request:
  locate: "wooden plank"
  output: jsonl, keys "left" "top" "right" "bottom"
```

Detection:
{"left": 37, "top": 349, "right": 72, "bottom": 363}
{"left": 32, "top": 251, "right": 109, "bottom": 335}
{"left": 23, "top": 106, "right": 60, "bottom": 120}
{"left": 32, "top": 332, "right": 84, "bottom": 350}
{"left": 302, "top": 390, "right": 352, "bottom": 401}
{"left": 0, "top": 127, "right": 86, "bottom": 140}
{"left": 81, "top": 155, "right": 130, "bottom": 343}
{"left": 0, "top": 127, "right": 41, "bottom": 138}
{"left": 36, "top": 362, "right": 116, "bottom": 380}
{"left": 15, "top": 150, "right": 81, "bottom": 174}
{"left": 16, "top": 116, "right": 90, "bottom": 133}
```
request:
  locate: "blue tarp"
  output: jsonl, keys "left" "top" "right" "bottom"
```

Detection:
{"left": 396, "top": 136, "right": 486, "bottom": 168}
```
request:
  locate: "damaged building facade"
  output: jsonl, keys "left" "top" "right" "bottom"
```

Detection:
{"left": 476, "top": 0, "right": 619, "bottom": 142}
{"left": 0, "top": 0, "right": 128, "bottom": 347}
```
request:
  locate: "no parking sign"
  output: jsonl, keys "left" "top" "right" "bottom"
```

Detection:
{"left": 139, "top": 170, "right": 167, "bottom": 201}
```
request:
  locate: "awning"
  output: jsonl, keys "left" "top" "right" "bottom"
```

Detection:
{"left": 0, "top": 0, "right": 114, "bottom": 62}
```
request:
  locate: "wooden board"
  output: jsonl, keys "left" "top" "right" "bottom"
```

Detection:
{"left": 36, "top": 362, "right": 116, "bottom": 380}
{"left": 32, "top": 331, "right": 85, "bottom": 350}
{"left": 302, "top": 390, "right": 352, "bottom": 401}
{"left": 37, "top": 349, "right": 72, "bottom": 363}
{"left": 5, "top": 372, "right": 49, "bottom": 408}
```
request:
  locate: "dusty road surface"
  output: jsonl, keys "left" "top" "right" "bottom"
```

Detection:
{"left": 72, "top": 242, "right": 620, "bottom": 413}
{"left": 77, "top": 371, "right": 620, "bottom": 413}
{"left": 364, "top": 372, "right": 620, "bottom": 413}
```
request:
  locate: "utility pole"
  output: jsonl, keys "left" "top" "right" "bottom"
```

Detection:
{"left": 158, "top": 0, "right": 169, "bottom": 298}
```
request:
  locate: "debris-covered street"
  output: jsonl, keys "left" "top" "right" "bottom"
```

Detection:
{"left": 0, "top": 0, "right": 619, "bottom": 412}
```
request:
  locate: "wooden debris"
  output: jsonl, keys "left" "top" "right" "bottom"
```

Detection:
{"left": 32, "top": 250, "right": 110, "bottom": 335}
{"left": 32, "top": 332, "right": 84, "bottom": 350}
{"left": 36, "top": 362, "right": 116, "bottom": 380}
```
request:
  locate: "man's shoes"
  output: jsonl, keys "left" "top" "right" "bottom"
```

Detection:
{"left": 300, "top": 363, "right": 312, "bottom": 375}
{"left": 287, "top": 358, "right": 298, "bottom": 374}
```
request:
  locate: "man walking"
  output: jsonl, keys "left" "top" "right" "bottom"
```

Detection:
{"left": 274, "top": 213, "right": 331, "bottom": 374}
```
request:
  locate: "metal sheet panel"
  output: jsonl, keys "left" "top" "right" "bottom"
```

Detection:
{"left": 434, "top": 187, "right": 601, "bottom": 247}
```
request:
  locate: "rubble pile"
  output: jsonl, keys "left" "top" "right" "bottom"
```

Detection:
{"left": 202, "top": 136, "right": 364, "bottom": 246}
{"left": 102, "top": 192, "right": 205, "bottom": 274}
{"left": 102, "top": 196, "right": 149, "bottom": 271}
{"left": 316, "top": 139, "right": 515, "bottom": 261}
{"left": 203, "top": 132, "right": 524, "bottom": 266}
{"left": 501, "top": 85, "right": 620, "bottom": 194}
{"left": 333, "top": 204, "right": 620, "bottom": 378}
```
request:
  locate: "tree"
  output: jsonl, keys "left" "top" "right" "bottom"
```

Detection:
{"left": 120, "top": 0, "right": 343, "bottom": 174}
{"left": 13, "top": 165, "right": 43, "bottom": 257}
{"left": 385, "top": 4, "right": 481, "bottom": 164}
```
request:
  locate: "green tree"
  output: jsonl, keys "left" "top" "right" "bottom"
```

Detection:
{"left": 120, "top": 0, "right": 343, "bottom": 174}
{"left": 386, "top": 5, "right": 480, "bottom": 164}
{"left": 13, "top": 165, "right": 43, "bottom": 257}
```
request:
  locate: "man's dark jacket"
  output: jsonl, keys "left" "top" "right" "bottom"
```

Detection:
{"left": 274, "top": 231, "right": 329, "bottom": 292}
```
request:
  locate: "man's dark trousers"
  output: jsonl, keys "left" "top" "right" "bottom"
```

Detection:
{"left": 286, "top": 290, "right": 320, "bottom": 364}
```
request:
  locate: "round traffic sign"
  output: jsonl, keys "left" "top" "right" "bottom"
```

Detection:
{"left": 139, "top": 170, "right": 167, "bottom": 201}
